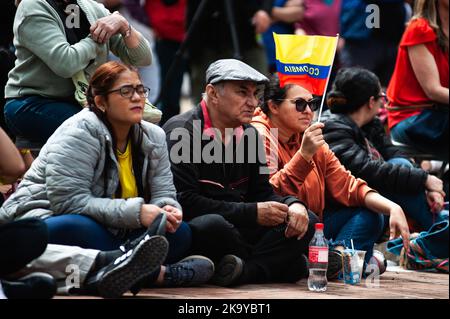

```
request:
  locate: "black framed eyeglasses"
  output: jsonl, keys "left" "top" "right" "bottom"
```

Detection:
{"left": 106, "top": 84, "right": 149, "bottom": 99}
{"left": 376, "top": 92, "right": 387, "bottom": 104}
{"left": 276, "top": 97, "right": 321, "bottom": 112}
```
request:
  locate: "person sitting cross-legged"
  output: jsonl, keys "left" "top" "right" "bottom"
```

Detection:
{"left": 0, "top": 61, "right": 214, "bottom": 289}
{"left": 251, "top": 75, "right": 411, "bottom": 277}
{"left": 163, "top": 59, "right": 340, "bottom": 287}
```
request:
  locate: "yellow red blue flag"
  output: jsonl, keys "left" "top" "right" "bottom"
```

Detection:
{"left": 274, "top": 33, "right": 338, "bottom": 95}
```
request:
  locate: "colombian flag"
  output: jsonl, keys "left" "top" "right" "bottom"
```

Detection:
{"left": 274, "top": 34, "right": 338, "bottom": 96}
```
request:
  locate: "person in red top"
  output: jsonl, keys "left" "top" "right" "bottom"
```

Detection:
{"left": 144, "top": 0, "right": 187, "bottom": 125}
{"left": 387, "top": 0, "right": 449, "bottom": 161}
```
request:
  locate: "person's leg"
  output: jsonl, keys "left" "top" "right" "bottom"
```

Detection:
{"left": 0, "top": 219, "right": 48, "bottom": 277}
{"left": 155, "top": 39, "right": 186, "bottom": 125}
{"left": 391, "top": 113, "right": 449, "bottom": 161}
{"left": 4, "top": 96, "right": 81, "bottom": 144}
{"left": 242, "top": 46, "right": 268, "bottom": 76}
{"left": 188, "top": 214, "right": 250, "bottom": 263}
{"left": 125, "top": 219, "right": 192, "bottom": 264}
{"left": 163, "top": 221, "right": 192, "bottom": 264}
{"left": 382, "top": 158, "right": 446, "bottom": 231}
{"left": 324, "top": 207, "right": 385, "bottom": 263}
{"left": 26, "top": 235, "right": 169, "bottom": 298}
{"left": 339, "top": 39, "right": 377, "bottom": 71}
{"left": 189, "top": 48, "right": 231, "bottom": 103}
{"left": 19, "top": 244, "right": 99, "bottom": 293}
{"left": 375, "top": 40, "right": 398, "bottom": 88}
{"left": 44, "top": 215, "right": 121, "bottom": 251}
{"left": 390, "top": 116, "right": 418, "bottom": 146}
{"left": 240, "top": 211, "right": 320, "bottom": 284}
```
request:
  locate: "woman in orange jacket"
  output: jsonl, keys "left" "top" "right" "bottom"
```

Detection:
{"left": 251, "top": 75, "right": 410, "bottom": 271}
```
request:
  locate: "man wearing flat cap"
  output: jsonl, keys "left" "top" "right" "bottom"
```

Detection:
{"left": 163, "top": 59, "right": 318, "bottom": 286}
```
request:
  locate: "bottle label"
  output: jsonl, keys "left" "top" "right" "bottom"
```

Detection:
{"left": 309, "top": 246, "right": 328, "bottom": 263}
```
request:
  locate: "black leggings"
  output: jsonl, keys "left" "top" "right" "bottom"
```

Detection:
{"left": 0, "top": 219, "right": 48, "bottom": 277}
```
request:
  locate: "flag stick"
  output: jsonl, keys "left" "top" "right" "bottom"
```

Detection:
{"left": 316, "top": 34, "right": 340, "bottom": 123}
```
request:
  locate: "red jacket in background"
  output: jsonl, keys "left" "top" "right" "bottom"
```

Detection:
{"left": 145, "top": 0, "right": 186, "bottom": 42}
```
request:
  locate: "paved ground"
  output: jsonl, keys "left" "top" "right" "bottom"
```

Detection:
{"left": 57, "top": 268, "right": 448, "bottom": 299}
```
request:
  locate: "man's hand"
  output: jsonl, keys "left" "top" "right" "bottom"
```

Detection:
{"left": 256, "top": 201, "right": 288, "bottom": 226}
{"left": 426, "top": 191, "right": 445, "bottom": 214}
{"left": 285, "top": 203, "right": 309, "bottom": 239}
{"left": 425, "top": 175, "right": 445, "bottom": 196}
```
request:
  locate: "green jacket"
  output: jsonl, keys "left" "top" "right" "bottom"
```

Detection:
{"left": 5, "top": 0, "right": 152, "bottom": 99}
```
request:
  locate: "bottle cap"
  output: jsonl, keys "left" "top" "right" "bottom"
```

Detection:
{"left": 315, "top": 223, "right": 324, "bottom": 230}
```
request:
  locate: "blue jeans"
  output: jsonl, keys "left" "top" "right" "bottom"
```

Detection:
{"left": 44, "top": 215, "right": 192, "bottom": 264}
{"left": 390, "top": 112, "right": 449, "bottom": 162}
{"left": 323, "top": 207, "right": 385, "bottom": 263}
{"left": 4, "top": 96, "right": 81, "bottom": 144}
{"left": 382, "top": 158, "right": 448, "bottom": 231}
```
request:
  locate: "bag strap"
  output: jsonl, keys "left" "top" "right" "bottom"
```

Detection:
{"left": 45, "top": 0, "right": 79, "bottom": 45}
{"left": 385, "top": 104, "right": 434, "bottom": 111}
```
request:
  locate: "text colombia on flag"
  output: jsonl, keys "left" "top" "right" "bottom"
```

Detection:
{"left": 274, "top": 33, "right": 338, "bottom": 96}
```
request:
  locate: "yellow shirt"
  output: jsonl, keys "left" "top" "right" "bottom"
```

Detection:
{"left": 116, "top": 140, "right": 138, "bottom": 199}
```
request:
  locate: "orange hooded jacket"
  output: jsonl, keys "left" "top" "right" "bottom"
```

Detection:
{"left": 251, "top": 108, "right": 374, "bottom": 220}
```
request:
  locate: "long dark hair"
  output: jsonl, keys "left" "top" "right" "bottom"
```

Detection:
{"left": 86, "top": 61, "right": 150, "bottom": 201}
{"left": 326, "top": 68, "right": 381, "bottom": 114}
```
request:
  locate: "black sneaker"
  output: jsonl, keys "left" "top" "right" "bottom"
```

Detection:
{"left": 120, "top": 212, "right": 167, "bottom": 253}
{"left": 1, "top": 272, "right": 56, "bottom": 299}
{"left": 85, "top": 235, "right": 168, "bottom": 298}
{"left": 327, "top": 249, "right": 343, "bottom": 280}
{"left": 163, "top": 255, "right": 215, "bottom": 287}
{"left": 211, "top": 254, "right": 244, "bottom": 287}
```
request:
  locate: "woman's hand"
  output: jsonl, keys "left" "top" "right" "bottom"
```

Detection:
{"left": 139, "top": 204, "right": 164, "bottom": 228}
{"left": 162, "top": 205, "right": 183, "bottom": 233}
{"left": 90, "top": 12, "right": 128, "bottom": 44}
{"left": 389, "top": 205, "right": 410, "bottom": 251}
{"left": 299, "top": 122, "right": 325, "bottom": 162}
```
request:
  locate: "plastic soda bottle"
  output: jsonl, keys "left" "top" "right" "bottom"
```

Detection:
{"left": 308, "top": 223, "right": 328, "bottom": 292}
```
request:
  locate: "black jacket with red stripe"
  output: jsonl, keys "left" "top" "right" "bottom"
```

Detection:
{"left": 163, "top": 104, "right": 303, "bottom": 227}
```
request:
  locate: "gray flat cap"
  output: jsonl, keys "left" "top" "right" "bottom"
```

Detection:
{"left": 206, "top": 59, "right": 269, "bottom": 85}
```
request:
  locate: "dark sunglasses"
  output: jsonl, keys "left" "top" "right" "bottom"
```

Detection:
{"left": 276, "top": 97, "right": 321, "bottom": 112}
{"left": 106, "top": 84, "right": 149, "bottom": 99}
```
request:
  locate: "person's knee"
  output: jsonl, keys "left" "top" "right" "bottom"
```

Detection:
{"left": 163, "top": 222, "right": 193, "bottom": 263}
{"left": 17, "top": 218, "right": 48, "bottom": 258}
{"left": 173, "top": 221, "right": 192, "bottom": 245}
{"left": 189, "top": 214, "right": 233, "bottom": 236}
{"left": 387, "top": 157, "right": 413, "bottom": 168}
